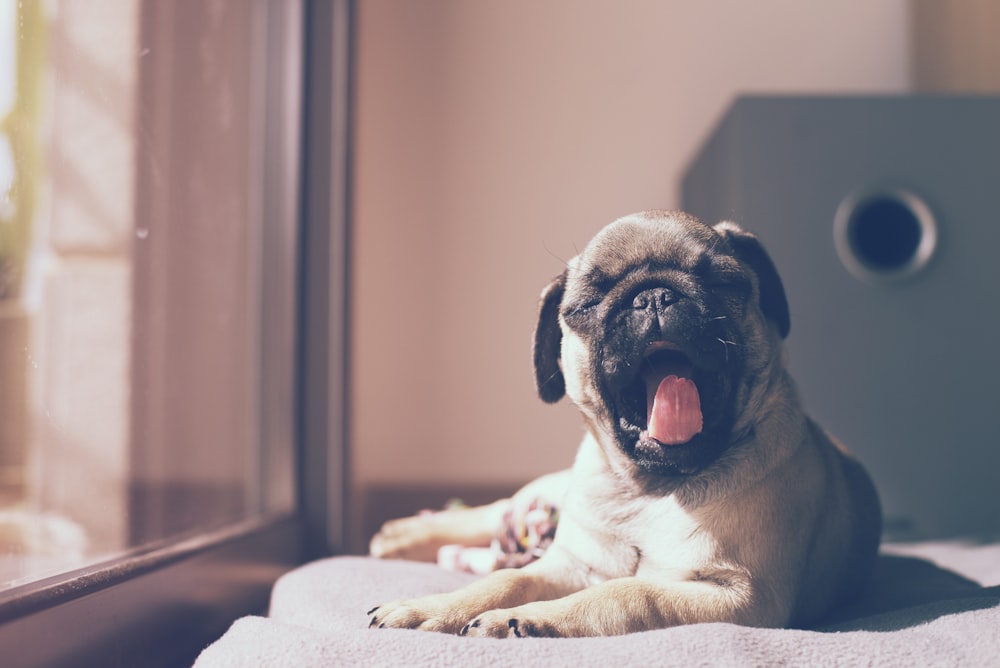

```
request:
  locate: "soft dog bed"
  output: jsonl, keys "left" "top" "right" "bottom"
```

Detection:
{"left": 194, "top": 539, "right": 1000, "bottom": 667}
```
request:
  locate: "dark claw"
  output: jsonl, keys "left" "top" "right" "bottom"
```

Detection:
{"left": 508, "top": 618, "right": 522, "bottom": 637}
{"left": 368, "top": 616, "right": 379, "bottom": 629}
{"left": 460, "top": 619, "right": 480, "bottom": 636}
{"left": 366, "top": 606, "right": 380, "bottom": 615}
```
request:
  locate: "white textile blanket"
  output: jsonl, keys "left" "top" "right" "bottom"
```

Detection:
{"left": 194, "top": 540, "right": 1000, "bottom": 667}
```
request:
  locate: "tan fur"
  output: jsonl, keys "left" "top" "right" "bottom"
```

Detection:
{"left": 369, "top": 501, "right": 507, "bottom": 563}
{"left": 369, "top": 211, "right": 881, "bottom": 637}
{"left": 369, "top": 471, "right": 571, "bottom": 562}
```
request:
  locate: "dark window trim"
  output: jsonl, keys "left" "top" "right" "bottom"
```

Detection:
{"left": 298, "top": 0, "right": 354, "bottom": 560}
{"left": 0, "top": 0, "right": 353, "bottom": 665}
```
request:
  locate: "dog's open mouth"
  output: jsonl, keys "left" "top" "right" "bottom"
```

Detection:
{"left": 623, "top": 344, "right": 703, "bottom": 447}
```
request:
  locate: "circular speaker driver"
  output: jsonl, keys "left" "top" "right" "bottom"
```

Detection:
{"left": 833, "top": 188, "right": 937, "bottom": 283}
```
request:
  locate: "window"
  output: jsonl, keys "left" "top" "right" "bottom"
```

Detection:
{"left": 0, "top": 0, "right": 351, "bottom": 664}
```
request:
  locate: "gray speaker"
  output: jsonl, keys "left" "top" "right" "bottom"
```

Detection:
{"left": 682, "top": 96, "right": 1000, "bottom": 540}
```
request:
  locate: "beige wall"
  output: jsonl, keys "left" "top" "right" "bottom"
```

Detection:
{"left": 352, "top": 1, "right": 911, "bottom": 493}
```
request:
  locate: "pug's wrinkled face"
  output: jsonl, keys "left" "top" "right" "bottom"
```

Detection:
{"left": 534, "top": 211, "right": 790, "bottom": 477}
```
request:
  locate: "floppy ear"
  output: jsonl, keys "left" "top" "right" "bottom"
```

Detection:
{"left": 533, "top": 270, "right": 567, "bottom": 403}
{"left": 714, "top": 222, "right": 791, "bottom": 339}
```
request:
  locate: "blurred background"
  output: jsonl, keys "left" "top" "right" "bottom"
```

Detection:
{"left": 1, "top": 0, "right": 996, "bottom": 573}
{"left": 349, "top": 0, "right": 996, "bottom": 549}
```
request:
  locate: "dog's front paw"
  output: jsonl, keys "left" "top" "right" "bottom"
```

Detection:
{"left": 367, "top": 595, "right": 469, "bottom": 634}
{"left": 460, "top": 605, "right": 563, "bottom": 639}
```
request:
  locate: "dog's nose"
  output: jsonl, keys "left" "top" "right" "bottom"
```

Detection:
{"left": 632, "top": 287, "right": 678, "bottom": 312}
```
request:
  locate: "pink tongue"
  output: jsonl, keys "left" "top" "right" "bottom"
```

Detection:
{"left": 645, "top": 375, "right": 703, "bottom": 445}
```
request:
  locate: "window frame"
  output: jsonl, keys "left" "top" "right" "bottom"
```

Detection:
{"left": 0, "top": 0, "right": 353, "bottom": 665}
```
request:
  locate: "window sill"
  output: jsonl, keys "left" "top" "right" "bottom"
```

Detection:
{"left": 0, "top": 513, "right": 302, "bottom": 667}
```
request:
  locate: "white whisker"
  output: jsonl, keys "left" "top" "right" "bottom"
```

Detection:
{"left": 716, "top": 337, "right": 738, "bottom": 362}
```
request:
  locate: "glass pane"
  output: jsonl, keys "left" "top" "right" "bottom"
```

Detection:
{"left": 0, "top": 0, "right": 299, "bottom": 588}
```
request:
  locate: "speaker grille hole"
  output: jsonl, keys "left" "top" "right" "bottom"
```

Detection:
{"left": 834, "top": 189, "right": 937, "bottom": 282}
{"left": 848, "top": 197, "right": 921, "bottom": 271}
